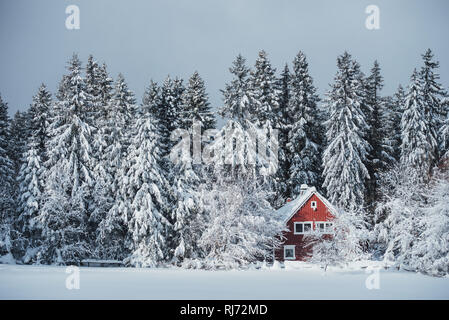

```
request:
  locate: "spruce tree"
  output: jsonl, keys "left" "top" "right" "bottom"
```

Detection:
{"left": 287, "top": 51, "right": 323, "bottom": 197}
{"left": 442, "top": 99, "right": 449, "bottom": 158}
{"left": 219, "top": 54, "right": 277, "bottom": 183}
{"left": 171, "top": 72, "right": 216, "bottom": 262}
{"left": 125, "top": 104, "right": 170, "bottom": 267}
{"left": 180, "top": 71, "right": 215, "bottom": 131}
{"left": 249, "top": 50, "right": 280, "bottom": 127}
{"left": 15, "top": 85, "right": 52, "bottom": 261}
{"left": 248, "top": 51, "right": 284, "bottom": 204}
{"left": 274, "top": 64, "right": 291, "bottom": 204}
{"left": 157, "top": 76, "right": 185, "bottom": 160}
{"left": 95, "top": 74, "right": 136, "bottom": 260}
{"left": 171, "top": 158, "right": 202, "bottom": 263}
{"left": 0, "top": 95, "right": 15, "bottom": 258}
{"left": 400, "top": 69, "right": 437, "bottom": 178}
{"left": 322, "top": 52, "right": 371, "bottom": 211}
{"left": 9, "top": 111, "right": 30, "bottom": 176}
{"left": 38, "top": 54, "right": 95, "bottom": 264}
{"left": 88, "top": 61, "right": 114, "bottom": 242}
{"left": 364, "top": 61, "right": 393, "bottom": 214}
{"left": 29, "top": 85, "right": 51, "bottom": 161}
{"left": 220, "top": 54, "right": 253, "bottom": 124}
{"left": 85, "top": 55, "right": 103, "bottom": 119}
{"left": 419, "top": 49, "right": 447, "bottom": 164}
{"left": 159, "top": 76, "right": 186, "bottom": 236}
{"left": 384, "top": 85, "right": 405, "bottom": 162}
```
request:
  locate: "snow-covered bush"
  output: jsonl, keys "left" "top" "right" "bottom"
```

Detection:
{"left": 375, "top": 165, "right": 449, "bottom": 275}
{"left": 410, "top": 173, "right": 449, "bottom": 276}
{"left": 304, "top": 208, "right": 366, "bottom": 271}
{"left": 374, "top": 165, "right": 425, "bottom": 268}
{"left": 192, "top": 176, "right": 286, "bottom": 270}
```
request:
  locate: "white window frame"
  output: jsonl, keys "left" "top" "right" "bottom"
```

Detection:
{"left": 284, "top": 245, "right": 296, "bottom": 260}
{"left": 311, "top": 201, "right": 317, "bottom": 210}
{"left": 314, "top": 222, "right": 334, "bottom": 234}
{"left": 316, "top": 222, "right": 326, "bottom": 233}
{"left": 294, "top": 221, "right": 313, "bottom": 235}
{"left": 324, "top": 222, "right": 334, "bottom": 234}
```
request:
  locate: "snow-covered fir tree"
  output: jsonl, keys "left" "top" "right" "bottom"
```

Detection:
{"left": 248, "top": 50, "right": 284, "bottom": 204}
{"left": 419, "top": 49, "right": 447, "bottom": 163}
{"left": 155, "top": 75, "right": 185, "bottom": 165}
{"left": 383, "top": 85, "right": 405, "bottom": 162}
{"left": 15, "top": 85, "right": 52, "bottom": 261}
{"left": 9, "top": 111, "right": 30, "bottom": 176}
{"left": 37, "top": 54, "right": 95, "bottom": 264}
{"left": 158, "top": 76, "right": 186, "bottom": 250}
{"left": 171, "top": 157, "right": 203, "bottom": 263}
{"left": 442, "top": 103, "right": 449, "bottom": 158}
{"left": 210, "top": 120, "right": 256, "bottom": 180}
{"left": 180, "top": 71, "right": 216, "bottom": 131}
{"left": 0, "top": 95, "right": 15, "bottom": 258}
{"left": 87, "top": 61, "right": 115, "bottom": 238}
{"left": 209, "top": 115, "right": 278, "bottom": 184}
{"left": 287, "top": 51, "right": 323, "bottom": 198}
{"left": 27, "top": 85, "right": 51, "bottom": 161}
{"left": 125, "top": 104, "right": 170, "bottom": 267}
{"left": 400, "top": 69, "right": 437, "bottom": 179}
{"left": 322, "top": 52, "right": 371, "bottom": 212}
{"left": 95, "top": 73, "right": 136, "bottom": 260}
{"left": 274, "top": 64, "right": 291, "bottom": 203}
{"left": 171, "top": 71, "right": 216, "bottom": 262}
{"left": 249, "top": 50, "right": 280, "bottom": 127}
{"left": 85, "top": 55, "right": 103, "bottom": 119}
{"left": 220, "top": 54, "right": 253, "bottom": 123}
{"left": 85, "top": 57, "right": 114, "bottom": 123}
{"left": 364, "top": 61, "right": 393, "bottom": 213}
{"left": 169, "top": 77, "right": 185, "bottom": 131}
{"left": 8, "top": 110, "right": 31, "bottom": 256}
{"left": 219, "top": 55, "right": 261, "bottom": 179}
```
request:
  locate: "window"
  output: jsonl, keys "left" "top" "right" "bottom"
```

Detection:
{"left": 284, "top": 245, "right": 295, "bottom": 260}
{"left": 304, "top": 222, "right": 312, "bottom": 232}
{"left": 311, "top": 201, "right": 317, "bottom": 210}
{"left": 316, "top": 222, "right": 325, "bottom": 233}
{"left": 294, "top": 222, "right": 313, "bottom": 234}
{"left": 325, "top": 222, "right": 333, "bottom": 234}
{"left": 314, "top": 222, "right": 334, "bottom": 234}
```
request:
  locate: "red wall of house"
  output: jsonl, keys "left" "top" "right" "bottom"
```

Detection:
{"left": 275, "top": 194, "right": 334, "bottom": 261}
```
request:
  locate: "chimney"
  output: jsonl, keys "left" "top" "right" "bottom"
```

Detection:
{"left": 299, "top": 184, "right": 308, "bottom": 196}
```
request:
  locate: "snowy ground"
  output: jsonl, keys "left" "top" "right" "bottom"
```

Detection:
{"left": 1, "top": 261, "right": 448, "bottom": 299}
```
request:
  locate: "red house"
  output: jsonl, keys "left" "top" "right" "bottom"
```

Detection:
{"left": 275, "top": 184, "right": 337, "bottom": 261}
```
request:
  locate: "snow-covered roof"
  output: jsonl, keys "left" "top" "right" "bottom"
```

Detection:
{"left": 276, "top": 186, "right": 338, "bottom": 223}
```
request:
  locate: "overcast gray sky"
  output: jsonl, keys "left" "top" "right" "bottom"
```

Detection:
{"left": 1, "top": 0, "right": 448, "bottom": 119}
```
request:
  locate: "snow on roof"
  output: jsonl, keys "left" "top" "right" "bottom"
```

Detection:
{"left": 276, "top": 186, "right": 337, "bottom": 223}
